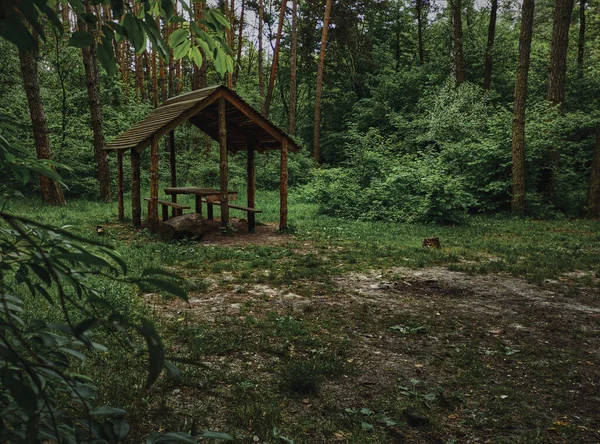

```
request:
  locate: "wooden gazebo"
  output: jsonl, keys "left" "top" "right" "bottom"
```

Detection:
{"left": 104, "top": 85, "right": 300, "bottom": 232}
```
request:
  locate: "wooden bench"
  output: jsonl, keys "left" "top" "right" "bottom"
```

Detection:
{"left": 200, "top": 199, "right": 262, "bottom": 231}
{"left": 144, "top": 198, "right": 191, "bottom": 221}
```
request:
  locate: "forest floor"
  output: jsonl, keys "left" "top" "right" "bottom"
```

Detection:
{"left": 124, "top": 220, "right": 599, "bottom": 443}
{"left": 8, "top": 197, "right": 600, "bottom": 443}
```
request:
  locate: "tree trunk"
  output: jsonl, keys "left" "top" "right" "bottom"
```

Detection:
{"left": 548, "top": 0, "right": 574, "bottom": 106}
{"left": 483, "top": 0, "right": 498, "bottom": 91}
{"left": 416, "top": 0, "right": 424, "bottom": 64}
{"left": 233, "top": 0, "right": 245, "bottom": 86}
{"left": 450, "top": 0, "right": 466, "bottom": 84}
{"left": 264, "top": 0, "right": 287, "bottom": 117}
{"left": 510, "top": 0, "right": 535, "bottom": 214}
{"left": 151, "top": 48, "right": 158, "bottom": 107}
{"left": 313, "top": 0, "right": 333, "bottom": 163}
{"left": 543, "top": 0, "right": 574, "bottom": 196}
{"left": 18, "top": 44, "right": 66, "bottom": 205}
{"left": 585, "top": 125, "right": 600, "bottom": 218}
{"left": 79, "top": 4, "right": 112, "bottom": 202}
{"left": 578, "top": 0, "right": 586, "bottom": 79}
{"left": 258, "top": 0, "right": 264, "bottom": 113}
{"left": 289, "top": 0, "right": 298, "bottom": 134}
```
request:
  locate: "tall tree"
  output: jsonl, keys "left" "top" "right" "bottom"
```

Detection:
{"left": 289, "top": 0, "right": 298, "bottom": 134}
{"left": 578, "top": 0, "right": 586, "bottom": 78}
{"left": 233, "top": 0, "right": 245, "bottom": 86}
{"left": 585, "top": 125, "right": 600, "bottom": 218}
{"left": 547, "top": 0, "right": 574, "bottom": 106}
{"left": 511, "top": 0, "right": 535, "bottom": 214}
{"left": 78, "top": 4, "right": 112, "bottom": 202}
{"left": 483, "top": 0, "right": 498, "bottom": 90}
{"left": 416, "top": 0, "right": 425, "bottom": 64}
{"left": 313, "top": 0, "right": 333, "bottom": 162}
{"left": 264, "top": 0, "right": 287, "bottom": 117}
{"left": 544, "top": 0, "right": 575, "bottom": 196}
{"left": 450, "top": 0, "right": 466, "bottom": 84}
{"left": 18, "top": 42, "right": 67, "bottom": 205}
{"left": 258, "top": 0, "right": 265, "bottom": 112}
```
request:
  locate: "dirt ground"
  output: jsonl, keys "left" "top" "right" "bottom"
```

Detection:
{"left": 139, "top": 229, "right": 600, "bottom": 442}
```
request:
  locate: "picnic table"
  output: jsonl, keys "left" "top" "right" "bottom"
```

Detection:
{"left": 164, "top": 187, "right": 238, "bottom": 218}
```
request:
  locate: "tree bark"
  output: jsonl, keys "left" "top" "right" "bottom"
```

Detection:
{"left": 547, "top": 0, "right": 574, "bottom": 107}
{"left": 233, "top": 0, "right": 245, "bottom": 86}
{"left": 264, "top": 0, "right": 287, "bottom": 117}
{"left": 289, "top": 0, "right": 298, "bottom": 134}
{"left": 258, "top": 0, "right": 264, "bottom": 113}
{"left": 450, "top": 0, "right": 466, "bottom": 84}
{"left": 511, "top": 0, "right": 535, "bottom": 214}
{"left": 416, "top": 0, "right": 424, "bottom": 64}
{"left": 483, "top": 0, "right": 498, "bottom": 91}
{"left": 578, "top": 0, "right": 586, "bottom": 79}
{"left": 79, "top": 4, "right": 112, "bottom": 202}
{"left": 585, "top": 125, "right": 600, "bottom": 218}
{"left": 313, "top": 0, "right": 333, "bottom": 162}
{"left": 18, "top": 44, "right": 66, "bottom": 205}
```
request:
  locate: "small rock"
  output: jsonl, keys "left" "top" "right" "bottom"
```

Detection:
{"left": 403, "top": 408, "right": 429, "bottom": 427}
{"left": 172, "top": 389, "right": 181, "bottom": 395}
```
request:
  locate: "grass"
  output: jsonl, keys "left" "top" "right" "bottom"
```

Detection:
{"left": 4, "top": 190, "right": 600, "bottom": 442}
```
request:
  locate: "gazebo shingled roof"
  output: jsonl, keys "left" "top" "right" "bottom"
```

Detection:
{"left": 107, "top": 85, "right": 299, "bottom": 233}
{"left": 105, "top": 85, "right": 301, "bottom": 154}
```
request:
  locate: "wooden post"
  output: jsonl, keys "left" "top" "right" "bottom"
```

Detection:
{"left": 131, "top": 148, "right": 141, "bottom": 226}
{"left": 218, "top": 97, "right": 229, "bottom": 229}
{"left": 149, "top": 135, "right": 160, "bottom": 231}
{"left": 117, "top": 150, "right": 124, "bottom": 220}
{"left": 169, "top": 129, "right": 177, "bottom": 217}
{"left": 195, "top": 195, "right": 203, "bottom": 217}
{"left": 280, "top": 138, "right": 288, "bottom": 231}
{"left": 247, "top": 140, "right": 256, "bottom": 232}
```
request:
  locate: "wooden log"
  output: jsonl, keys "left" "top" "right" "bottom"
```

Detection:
{"left": 218, "top": 97, "right": 229, "bottom": 229}
{"left": 158, "top": 213, "right": 205, "bottom": 241}
{"left": 247, "top": 140, "right": 256, "bottom": 232}
{"left": 149, "top": 135, "right": 159, "bottom": 231}
{"left": 117, "top": 150, "right": 124, "bottom": 220}
{"left": 131, "top": 148, "right": 141, "bottom": 226}
{"left": 280, "top": 138, "right": 288, "bottom": 231}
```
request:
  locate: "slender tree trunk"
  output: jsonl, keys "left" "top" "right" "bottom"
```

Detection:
{"left": 511, "top": 0, "right": 535, "bottom": 214}
{"left": 543, "top": 0, "right": 574, "bottom": 196}
{"left": 233, "top": 0, "right": 245, "bottom": 86}
{"left": 548, "top": 0, "right": 574, "bottom": 106}
{"left": 416, "top": 0, "right": 424, "bottom": 64}
{"left": 152, "top": 48, "right": 159, "bottom": 107}
{"left": 258, "top": 0, "right": 264, "bottom": 112}
{"left": 18, "top": 45, "right": 66, "bottom": 205}
{"left": 289, "top": 0, "right": 298, "bottom": 134}
{"left": 483, "top": 0, "right": 498, "bottom": 91}
{"left": 264, "top": 0, "right": 287, "bottom": 117}
{"left": 78, "top": 5, "right": 112, "bottom": 202}
{"left": 450, "top": 0, "right": 466, "bottom": 84}
{"left": 313, "top": 0, "right": 333, "bottom": 163}
{"left": 225, "top": 0, "right": 234, "bottom": 88}
{"left": 585, "top": 125, "right": 600, "bottom": 218}
{"left": 578, "top": 0, "right": 586, "bottom": 79}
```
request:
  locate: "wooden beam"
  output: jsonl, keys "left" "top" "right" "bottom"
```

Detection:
{"left": 218, "top": 97, "right": 229, "bottom": 229}
{"left": 247, "top": 139, "right": 256, "bottom": 232}
{"left": 169, "top": 129, "right": 177, "bottom": 217}
{"left": 280, "top": 138, "right": 288, "bottom": 231}
{"left": 149, "top": 134, "right": 160, "bottom": 231}
{"left": 131, "top": 148, "right": 141, "bottom": 226}
{"left": 117, "top": 150, "right": 124, "bottom": 220}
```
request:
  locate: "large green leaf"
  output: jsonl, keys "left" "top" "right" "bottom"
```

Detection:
{"left": 168, "top": 29, "right": 188, "bottom": 48}
{"left": 122, "top": 13, "right": 145, "bottom": 53}
{"left": 68, "top": 30, "right": 95, "bottom": 48}
{"left": 139, "top": 318, "right": 164, "bottom": 388}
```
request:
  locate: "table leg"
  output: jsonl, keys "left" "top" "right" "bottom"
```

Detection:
{"left": 207, "top": 204, "right": 214, "bottom": 220}
{"left": 195, "top": 195, "right": 203, "bottom": 217}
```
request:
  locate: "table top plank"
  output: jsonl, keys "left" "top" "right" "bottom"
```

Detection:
{"left": 164, "top": 187, "right": 237, "bottom": 196}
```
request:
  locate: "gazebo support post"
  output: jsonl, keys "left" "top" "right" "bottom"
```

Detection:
{"left": 280, "top": 138, "right": 288, "bottom": 231}
{"left": 218, "top": 97, "right": 229, "bottom": 229}
{"left": 247, "top": 140, "right": 256, "bottom": 232}
{"left": 149, "top": 134, "right": 160, "bottom": 231}
{"left": 131, "top": 149, "right": 141, "bottom": 226}
{"left": 169, "top": 129, "right": 177, "bottom": 217}
{"left": 117, "top": 150, "right": 124, "bottom": 220}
